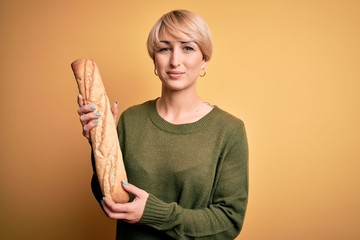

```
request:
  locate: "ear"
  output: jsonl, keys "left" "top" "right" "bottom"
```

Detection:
{"left": 201, "top": 60, "right": 208, "bottom": 70}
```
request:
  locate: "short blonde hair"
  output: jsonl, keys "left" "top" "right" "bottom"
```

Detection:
{"left": 147, "top": 10, "right": 213, "bottom": 62}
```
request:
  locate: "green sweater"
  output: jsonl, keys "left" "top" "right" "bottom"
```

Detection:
{"left": 92, "top": 99, "right": 248, "bottom": 239}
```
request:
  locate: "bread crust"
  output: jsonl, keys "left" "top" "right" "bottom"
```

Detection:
{"left": 71, "top": 59, "right": 129, "bottom": 203}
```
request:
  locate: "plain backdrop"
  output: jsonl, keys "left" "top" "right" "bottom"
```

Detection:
{"left": 1, "top": 0, "right": 359, "bottom": 239}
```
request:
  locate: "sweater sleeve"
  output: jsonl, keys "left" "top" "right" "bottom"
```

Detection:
{"left": 139, "top": 125, "right": 249, "bottom": 239}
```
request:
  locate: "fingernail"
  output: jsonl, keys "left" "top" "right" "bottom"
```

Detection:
{"left": 94, "top": 119, "right": 99, "bottom": 124}
{"left": 122, "top": 180, "right": 128, "bottom": 186}
{"left": 95, "top": 112, "right": 102, "bottom": 116}
{"left": 90, "top": 105, "right": 96, "bottom": 110}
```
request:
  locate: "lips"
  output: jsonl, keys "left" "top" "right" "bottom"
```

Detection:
{"left": 166, "top": 70, "right": 184, "bottom": 79}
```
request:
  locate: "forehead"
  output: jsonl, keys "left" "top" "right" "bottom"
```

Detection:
{"left": 158, "top": 28, "right": 194, "bottom": 43}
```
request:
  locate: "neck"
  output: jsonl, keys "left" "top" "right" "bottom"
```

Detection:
{"left": 160, "top": 88, "right": 200, "bottom": 107}
{"left": 156, "top": 88, "right": 212, "bottom": 124}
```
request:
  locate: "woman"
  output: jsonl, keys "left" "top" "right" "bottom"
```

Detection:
{"left": 77, "top": 9, "right": 248, "bottom": 239}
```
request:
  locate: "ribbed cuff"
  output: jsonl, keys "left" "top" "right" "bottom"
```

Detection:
{"left": 139, "top": 194, "right": 178, "bottom": 228}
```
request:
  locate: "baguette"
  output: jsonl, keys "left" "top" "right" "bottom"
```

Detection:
{"left": 71, "top": 59, "right": 129, "bottom": 203}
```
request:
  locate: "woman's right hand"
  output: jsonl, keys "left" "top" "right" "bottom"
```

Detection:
{"left": 77, "top": 94, "right": 118, "bottom": 140}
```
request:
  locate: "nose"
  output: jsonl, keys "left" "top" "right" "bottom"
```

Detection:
{"left": 170, "top": 48, "right": 181, "bottom": 67}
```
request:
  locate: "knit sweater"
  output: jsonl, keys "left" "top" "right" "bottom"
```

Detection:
{"left": 92, "top": 99, "right": 248, "bottom": 240}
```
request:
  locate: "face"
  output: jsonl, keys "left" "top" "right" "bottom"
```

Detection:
{"left": 154, "top": 30, "right": 207, "bottom": 92}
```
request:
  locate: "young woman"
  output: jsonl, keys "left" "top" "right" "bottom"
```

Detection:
{"left": 77, "top": 9, "right": 248, "bottom": 240}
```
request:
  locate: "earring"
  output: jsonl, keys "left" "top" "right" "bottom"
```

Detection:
{"left": 199, "top": 68, "right": 206, "bottom": 77}
{"left": 154, "top": 68, "right": 158, "bottom": 76}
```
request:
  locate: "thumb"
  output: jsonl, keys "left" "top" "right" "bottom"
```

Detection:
{"left": 111, "top": 101, "right": 119, "bottom": 122}
{"left": 77, "top": 94, "right": 84, "bottom": 107}
{"left": 121, "top": 181, "right": 148, "bottom": 199}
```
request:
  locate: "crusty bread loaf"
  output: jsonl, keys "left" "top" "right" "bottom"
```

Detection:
{"left": 71, "top": 59, "right": 129, "bottom": 203}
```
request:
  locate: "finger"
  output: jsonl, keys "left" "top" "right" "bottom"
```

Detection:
{"left": 106, "top": 211, "right": 129, "bottom": 220}
{"left": 83, "top": 129, "right": 90, "bottom": 140}
{"left": 102, "top": 198, "right": 125, "bottom": 219}
{"left": 102, "top": 202, "right": 130, "bottom": 221}
{"left": 102, "top": 196, "right": 144, "bottom": 223}
{"left": 83, "top": 119, "right": 99, "bottom": 138}
{"left": 102, "top": 197, "right": 130, "bottom": 214}
{"left": 121, "top": 181, "right": 149, "bottom": 199}
{"left": 79, "top": 112, "right": 102, "bottom": 125}
{"left": 77, "top": 94, "right": 84, "bottom": 107}
{"left": 111, "top": 101, "right": 119, "bottom": 120}
{"left": 77, "top": 104, "right": 97, "bottom": 116}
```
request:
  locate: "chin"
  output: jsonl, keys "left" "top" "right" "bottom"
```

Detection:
{"left": 160, "top": 76, "right": 197, "bottom": 91}
{"left": 163, "top": 83, "right": 196, "bottom": 92}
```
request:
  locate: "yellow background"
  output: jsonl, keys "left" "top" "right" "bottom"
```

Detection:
{"left": 1, "top": 0, "right": 359, "bottom": 239}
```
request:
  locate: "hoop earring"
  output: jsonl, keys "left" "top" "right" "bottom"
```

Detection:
{"left": 199, "top": 68, "right": 206, "bottom": 77}
{"left": 154, "top": 68, "right": 158, "bottom": 76}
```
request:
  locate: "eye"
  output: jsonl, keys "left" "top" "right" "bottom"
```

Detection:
{"left": 184, "top": 46, "right": 194, "bottom": 51}
{"left": 158, "top": 47, "right": 171, "bottom": 52}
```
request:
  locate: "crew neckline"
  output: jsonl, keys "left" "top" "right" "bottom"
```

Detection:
{"left": 148, "top": 99, "right": 219, "bottom": 134}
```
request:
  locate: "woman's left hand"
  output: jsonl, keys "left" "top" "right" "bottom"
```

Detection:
{"left": 101, "top": 182, "right": 149, "bottom": 224}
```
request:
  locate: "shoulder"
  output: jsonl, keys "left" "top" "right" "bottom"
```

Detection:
{"left": 213, "top": 107, "right": 248, "bottom": 152}
{"left": 213, "top": 106, "right": 245, "bottom": 130}
{"left": 120, "top": 99, "right": 155, "bottom": 119}
{"left": 212, "top": 106, "right": 247, "bottom": 144}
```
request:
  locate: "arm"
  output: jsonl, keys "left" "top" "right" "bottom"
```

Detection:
{"left": 100, "top": 109, "right": 248, "bottom": 238}
{"left": 139, "top": 125, "right": 249, "bottom": 239}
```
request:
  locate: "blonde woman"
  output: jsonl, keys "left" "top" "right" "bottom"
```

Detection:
{"left": 77, "top": 9, "right": 248, "bottom": 239}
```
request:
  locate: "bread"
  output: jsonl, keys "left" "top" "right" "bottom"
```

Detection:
{"left": 71, "top": 59, "right": 129, "bottom": 203}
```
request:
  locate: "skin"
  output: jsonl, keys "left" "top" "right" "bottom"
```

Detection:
{"left": 154, "top": 30, "right": 211, "bottom": 124}
{"left": 77, "top": 29, "right": 212, "bottom": 223}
